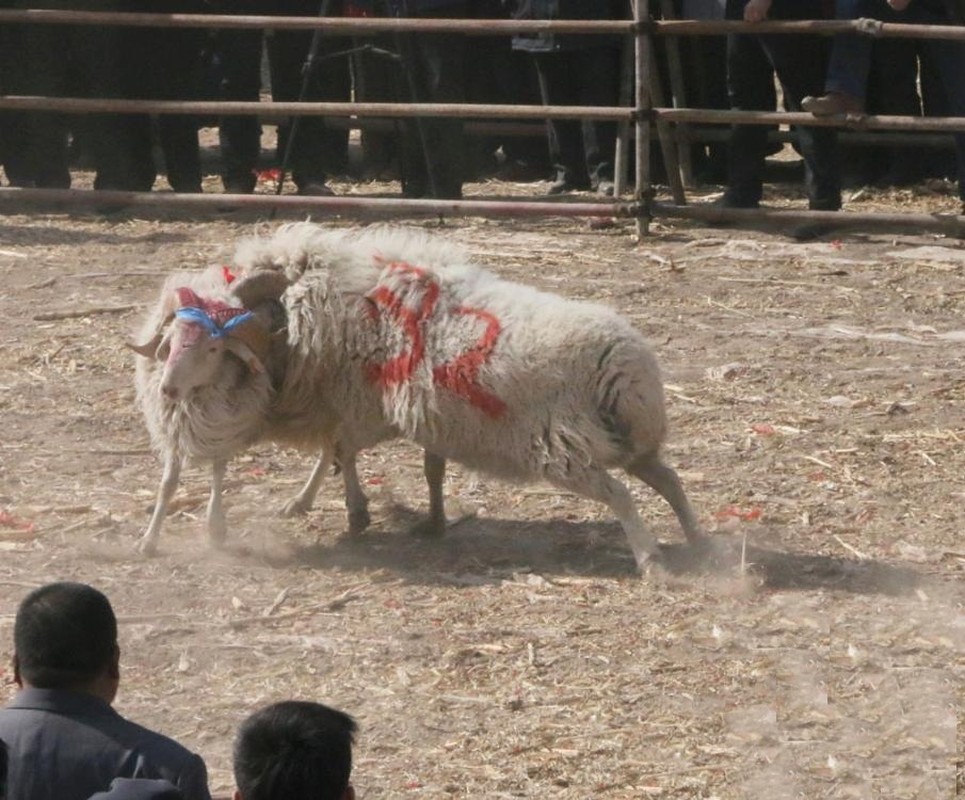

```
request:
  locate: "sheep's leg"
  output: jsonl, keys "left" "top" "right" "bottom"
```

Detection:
{"left": 339, "top": 449, "right": 371, "bottom": 535}
{"left": 282, "top": 448, "right": 334, "bottom": 517}
{"left": 136, "top": 454, "right": 181, "bottom": 556}
{"left": 626, "top": 454, "right": 705, "bottom": 545}
{"left": 551, "top": 467, "right": 658, "bottom": 571}
{"left": 409, "top": 451, "right": 447, "bottom": 539}
{"left": 206, "top": 458, "right": 228, "bottom": 548}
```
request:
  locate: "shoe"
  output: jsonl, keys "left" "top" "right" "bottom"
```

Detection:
{"left": 401, "top": 180, "right": 426, "bottom": 199}
{"left": 809, "top": 204, "right": 841, "bottom": 213}
{"left": 703, "top": 195, "right": 759, "bottom": 228}
{"left": 801, "top": 92, "right": 864, "bottom": 117}
{"left": 548, "top": 178, "right": 591, "bottom": 194}
{"left": 596, "top": 180, "right": 616, "bottom": 197}
{"left": 790, "top": 223, "right": 833, "bottom": 242}
{"left": 297, "top": 181, "right": 335, "bottom": 197}
{"left": 222, "top": 178, "right": 255, "bottom": 194}
{"left": 402, "top": 181, "right": 462, "bottom": 200}
{"left": 873, "top": 168, "right": 925, "bottom": 188}
{"left": 548, "top": 171, "right": 591, "bottom": 194}
{"left": 428, "top": 185, "right": 462, "bottom": 200}
{"left": 713, "top": 194, "right": 759, "bottom": 210}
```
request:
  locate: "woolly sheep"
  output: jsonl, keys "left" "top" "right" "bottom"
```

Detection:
{"left": 231, "top": 222, "right": 706, "bottom": 570}
{"left": 131, "top": 263, "right": 444, "bottom": 555}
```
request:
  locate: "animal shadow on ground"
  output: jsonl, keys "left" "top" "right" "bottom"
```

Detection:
{"left": 269, "top": 503, "right": 924, "bottom": 596}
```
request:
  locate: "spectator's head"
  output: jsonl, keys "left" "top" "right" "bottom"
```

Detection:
{"left": 0, "top": 737, "right": 7, "bottom": 800}
{"left": 12, "top": 582, "right": 120, "bottom": 701}
{"left": 233, "top": 701, "right": 357, "bottom": 800}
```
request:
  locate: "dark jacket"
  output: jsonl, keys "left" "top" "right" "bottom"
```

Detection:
{"left": 725, "top": 0, "right": 831, "bottom": 21}
{"left": 88, "top": 779, "right": 184, "bottom": 800}
{"left": 0, "top": 689, "right": 210, "bottom": 800}
{"left": 940, "top": 0, "right": 965, "bottom": 22}
{"left": 510, "top": 0, "right": 626, "bottom": 53}
{"left": 343, "top": 0, "right": 466, "bottom": 13}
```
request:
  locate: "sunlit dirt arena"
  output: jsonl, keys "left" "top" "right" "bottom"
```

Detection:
{"left": 0, "top": 168, "right": 962, "bottom": 798}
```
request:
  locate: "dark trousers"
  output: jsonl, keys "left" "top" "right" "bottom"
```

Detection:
{"left": 1, "top": 18, "right": 140, "bottom": 190}
{"left": 829, "top": 0, "right": 965, "bottom": 199}
{"left": 531, "top": 45, "right": 620, "bottom": 189}
{"left": 725, "top": 30, "right": 840, "bottom": 210}
{"left": 394, "top": 20, "right": 467, "bottom": 198}
{"left": 123, "top": 8, "right": 204, "bottom": 193}
{"left": 216, "top": 16, "right": 350, "bottom": 191}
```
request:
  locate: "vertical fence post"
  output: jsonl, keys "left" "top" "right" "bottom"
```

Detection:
{"left": 614, "top": 25, "right": 634, "bottom": 198}
{"left": 634, "top": 0, "right": 653, "bottom": 237}
{"left": 658, "top": 0, "right": 694, "bottom": 188}
{"left": 647, "top": 43, "right": 686, "bottom": 205}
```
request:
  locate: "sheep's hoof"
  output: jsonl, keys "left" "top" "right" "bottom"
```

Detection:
{"left": 207, "top": 531, "right": 227, "bottom": 550}
{"left": 280, "top": 496, "right": 313, "bottom": 518}
{"left": 408, "top": 516, "right": 446, "bottom": 539}
{"left": 207, "top": 522, "right": 227, "bottom": 549}
{"left": 693, "top": 536, "right": 740, "bottom": 572}
{"left": 346, "top": 507, "right": 371, "bottom": 536}
{"left": 135, "top": 538, "right": 158, "bottom": 558}
{"left": 634, "top": 548, "right": 663, "bottom": 576}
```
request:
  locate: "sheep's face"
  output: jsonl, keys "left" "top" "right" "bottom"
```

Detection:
{"left": 144, "top": 287, "right": 267, "bottom": 403}
{"left": 158, "top": 321, "right": 232, "bottom": 402}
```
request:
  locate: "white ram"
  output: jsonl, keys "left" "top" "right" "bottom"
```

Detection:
{"left": 131, "top": 263, "right": 443, "bottom": 555}
{"left": 231, "top": 223, "right": 705, "bottom": 570}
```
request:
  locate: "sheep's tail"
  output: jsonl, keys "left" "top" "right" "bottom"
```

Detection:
{"left": 595, "top": 338, "right": 668, "bottom": 461}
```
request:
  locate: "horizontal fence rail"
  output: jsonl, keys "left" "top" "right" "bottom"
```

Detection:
{"left": 0, "top": 8, "right": 963, "bottom": 235}
{"left": 656, "top": 108, "right": 965, "bottom": 133}
{"left": 0, "top": 187, "right": 637, "bottom": 219}
{"left": 0, "top": 9, "right": 633, "bottom": 34}
{"left": 0, "top": 97, "right": 633, "bottom": 122}
{"left": 652, "top": 201, "right": 965, "bottom": 237}
{"left": 653, "top": 17, "right": 965, "bottom": 41}
{"left": 2, "top": 9, "right": 963, "bottom": 41}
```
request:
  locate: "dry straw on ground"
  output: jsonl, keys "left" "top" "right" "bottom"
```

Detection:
{"left": 0, "top": 166, "right": 963, "bottom": 798}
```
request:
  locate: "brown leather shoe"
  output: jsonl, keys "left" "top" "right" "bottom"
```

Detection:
{"left": 801, "top": 92, "right": 865, "bottom": 117}
{"left": 297, "top": 181, "right": 335, "bottom": 197}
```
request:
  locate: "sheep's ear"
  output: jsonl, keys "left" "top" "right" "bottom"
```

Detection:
{"left": 127, "top": 332, "right": 164, "bottom": 360}
{"left": 230, "top": 271, "right": 291, "bottom": 309}
{"left": 225, "top": 337, "right": 265, "bottom": 374}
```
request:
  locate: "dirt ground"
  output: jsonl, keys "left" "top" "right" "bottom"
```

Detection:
{"left": 0, "top": 149, "right": 963, "bottom": 799}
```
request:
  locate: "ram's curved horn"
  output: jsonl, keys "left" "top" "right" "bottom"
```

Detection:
{"left": 127, "top": 304, "right": 178, "bottom": 359}
{"left": 229, "top": 270, "right": 291, "bottom": 309}
{"left": 127, "top": 331, "right": 165, "bottom": 359}
{"left": 226, "top": 317, "right": 272, "bottom": 374}
{"left": 225, "top": 336, "right": 265, "bottom": 375}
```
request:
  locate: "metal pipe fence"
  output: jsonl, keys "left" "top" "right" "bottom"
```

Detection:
{"left": 0, "top": 7, "right": 962, "bottom": 236}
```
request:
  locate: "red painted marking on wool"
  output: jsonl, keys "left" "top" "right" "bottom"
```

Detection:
{"left": 432, "top": 307, "right": 506, "bottom": 418}
{"left": 365, "top": 259, "right": 506, "bottom": 418}
{"left": 222, "top": 265, "right": 237, "bottom": 284}
{"left": 365, "top": 261, "right": 439, "bottom": 388}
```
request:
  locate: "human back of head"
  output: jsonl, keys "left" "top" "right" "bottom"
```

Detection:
{"left": 13, "top": 582, "right": 118, "bottom": 691}
{"left": 233, "top": 701, "right": 357, "bottom": 800}
{"left": 1, "top": 736, "right": 7, "bottom": 800}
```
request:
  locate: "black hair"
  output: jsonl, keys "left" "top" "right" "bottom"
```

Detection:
{"left": 0, "top": 737, "right": 7, "bottom": 800}
{"left": 233, "top": 701, "right": 357, "bottom": 800}
{"left": 13, "top": 582, "right": 118, "bottom": 689}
